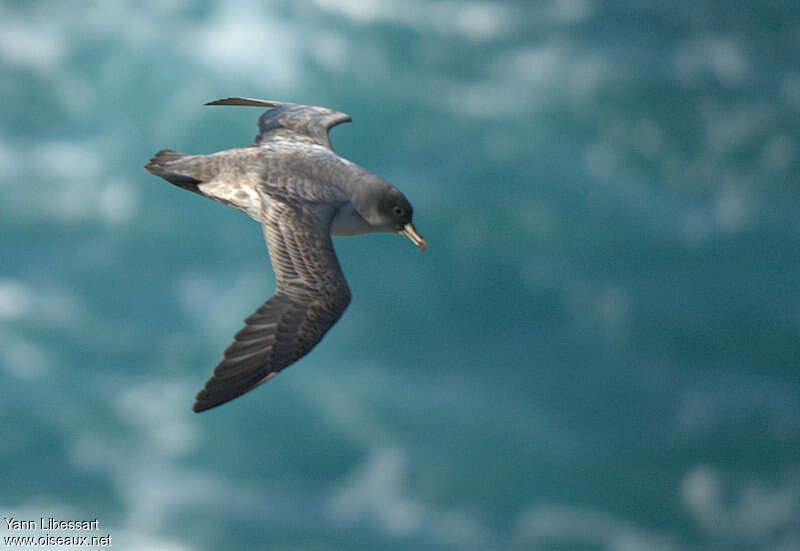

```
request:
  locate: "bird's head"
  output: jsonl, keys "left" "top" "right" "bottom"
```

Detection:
{"left": 375, "top": 188, "right": 427, "bottom": 251}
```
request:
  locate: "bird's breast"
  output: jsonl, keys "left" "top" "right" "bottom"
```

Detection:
{"left": 330, "top": 202, "right": 375, "bottom": 236}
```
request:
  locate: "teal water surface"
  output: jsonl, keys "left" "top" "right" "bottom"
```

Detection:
{"left": 1, "top": 1, "right": 799, "bottom": 549}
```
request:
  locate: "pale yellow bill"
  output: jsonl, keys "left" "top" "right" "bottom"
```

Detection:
{"left": 400, "top": 223, "right": 427, "bottom": 251}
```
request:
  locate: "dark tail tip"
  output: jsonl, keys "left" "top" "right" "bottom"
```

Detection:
{"left": 145, "top": 149, "right": 184, "bottom": 174}
{"left": 145, "top": 149, "right": 202, "bottom": 192}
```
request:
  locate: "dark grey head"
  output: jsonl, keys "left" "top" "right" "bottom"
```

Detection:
{"left": 375, "top": 188, "right": 426, "bottom": 251}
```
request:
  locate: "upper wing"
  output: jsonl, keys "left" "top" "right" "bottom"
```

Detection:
{"left": 206, "top": 97, "right": 351, "bottom": 151}
{"left": 193, "top": 197, "right": 351, "bottom": 412}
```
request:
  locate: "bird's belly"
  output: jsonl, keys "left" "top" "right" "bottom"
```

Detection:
{"left": 330, "top": 203, "right": 373, "bottom": 236}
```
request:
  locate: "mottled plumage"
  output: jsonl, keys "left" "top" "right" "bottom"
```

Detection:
{"left": 145, "top": 98, "right": 425, "bottom": 412}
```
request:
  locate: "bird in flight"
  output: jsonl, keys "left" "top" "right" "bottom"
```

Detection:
{"left": 146, "top": 98, "right": 426, "bottom": 412}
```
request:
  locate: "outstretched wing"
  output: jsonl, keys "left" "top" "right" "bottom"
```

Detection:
{"left": 206, "top": 97, "right": 351, "bottom": 151}
{"left": 193, "top": 198, "right": 351, "bottom": 412}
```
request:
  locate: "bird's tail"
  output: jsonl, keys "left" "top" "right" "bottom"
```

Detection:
{"left": 145, "top": 149, "right": 204, "bottom": 194}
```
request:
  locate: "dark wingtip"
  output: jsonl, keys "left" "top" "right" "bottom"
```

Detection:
{"left": 192, "top": 399, "right": 212, "bottom": 413}
{"left": 192, "top": 385, "right": 226, "bottom": 413}
{"left": 191, "top": 369, "right": 281, "bottom": 413}
{"left": 205, "top": 97, "right": 286, "bottom": 108}
{"left": 191, "top": 388, "right": 246, "bottom": 413}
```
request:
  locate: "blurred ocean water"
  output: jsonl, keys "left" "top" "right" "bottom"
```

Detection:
{"left": 1, "top": 1, "right": 799, "bottom": 549}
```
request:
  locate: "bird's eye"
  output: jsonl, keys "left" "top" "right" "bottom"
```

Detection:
{"left": 392, "top": 206, "right": 405, "bottom": 217}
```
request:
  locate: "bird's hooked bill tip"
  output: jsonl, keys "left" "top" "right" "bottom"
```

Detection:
{"left": 401, "top": 223, "right": 427, "bottom": 251}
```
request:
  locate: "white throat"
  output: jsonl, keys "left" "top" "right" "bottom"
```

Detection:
{"left": 330, "top": 202, "right": 377, "bottom": 236}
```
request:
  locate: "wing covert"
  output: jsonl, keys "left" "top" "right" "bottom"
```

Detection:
{"left": 206, "top": 97, "right": 351, "bottom": 151}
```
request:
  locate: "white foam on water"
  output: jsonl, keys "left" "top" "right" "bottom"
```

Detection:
{"left": 512, "top": 504, "right": 680, "bottom": 551}
{"left": 673, "top": 375, "right": 800, "bottom": 442}
{"left": 0, "top": 14, "right": 65, "bottom": 73}
{"left": 114, "top": 379, "right": 200, "bottom": 458}
{"left": 289, "top": 364, "right": 389, "bottom": 448}
{"left": 681, "top": 464, "right": 800, "bottom": 545}
{"left": 0, "top": 278, "right": 89, "bottom": 327}
{"left": 547, "top": 0, "right": 595, "bottom": 24}
{"left": 701, "top": 102, "right": 772, "bottom": 157}
{"left": 441, "top": 40, "right": 614, "bottom": 118}
{"left": 500, "top": 40, "right": 609, "bottom": 100}
{"left": 0, "top": 278, "right": 94, "bottom": 380}
{"left": 0, "top": 331, "right": 52, "bottom": 380}
{"left": 186, "top": 2, "right": 303, "bottom": 90}
{"left": 326, "top": 445, "right": 493, "bottom": 548}
{"left": 327, "top": 446, "right": 424, "bottom": 536}
{"left": 99, "top": 180, "right": 139, "bottom": 225}
{"left": 311, "top": 0, "right": 515, "bottom": 41}
{"left": 674, "top": 36, "right": 750, "bottom": 89}
{"left": 174, "top": 269, "right": 267, "bottom": 342}
{"left": 0, "top": 279, "right": 34, "bottom": 321}
{"left": 0, "top": 137, "right": 140, "bottom": 227}
{"left": 69, "top": 427, "right": 254, "bottom": 539}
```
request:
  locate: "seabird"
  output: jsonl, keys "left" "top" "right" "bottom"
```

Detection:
{"left": 145, "top": 98, "right": 426, "bottom": 412}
